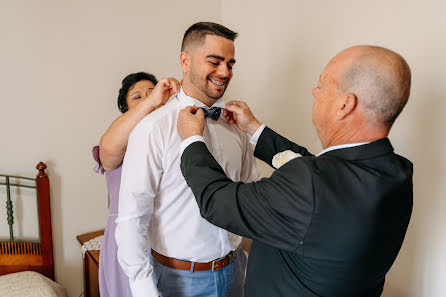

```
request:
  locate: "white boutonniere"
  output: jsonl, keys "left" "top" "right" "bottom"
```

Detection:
{"left": 272, "top": 150, "right": 302, "bottom": 169}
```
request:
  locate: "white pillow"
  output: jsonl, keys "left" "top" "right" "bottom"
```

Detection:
{"left": 0, "top": 271, "right": 68, "bottom": 297}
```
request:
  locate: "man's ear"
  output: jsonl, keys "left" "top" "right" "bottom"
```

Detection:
{"left": 180, "top": 52, "right": 190, "bottom": 73}
{"left": 337, "top": 93, "right": 357, "bottom": 120}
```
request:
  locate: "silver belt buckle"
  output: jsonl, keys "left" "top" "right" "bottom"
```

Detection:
{"left": 211, "top": 251, "right": 233, "bottom": 271}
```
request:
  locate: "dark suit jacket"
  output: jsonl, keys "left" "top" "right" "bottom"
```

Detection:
{"left": 180, "top": 126, "right": 413, "bottom": 297}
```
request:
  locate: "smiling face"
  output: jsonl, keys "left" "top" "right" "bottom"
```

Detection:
{"left": 126, "top": 80, "right": 156, "bottom": 111}
{"left": 181, "top": 35, "right": 235, "bottom": 105}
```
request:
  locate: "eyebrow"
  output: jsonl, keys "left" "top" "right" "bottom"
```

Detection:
{"left": 206, "top": 55, "right": 236, "bottom": 64}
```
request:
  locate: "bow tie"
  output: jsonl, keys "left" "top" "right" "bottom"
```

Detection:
{"left": 200, "top": 107, "right": 221, "bottom": 121}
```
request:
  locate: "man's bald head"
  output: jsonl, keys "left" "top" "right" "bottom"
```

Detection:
{"left": 337, "top": 46, "right": 411, "bottom": 126}
{"left": 181, "top": 22, "right": 238, "bottom": 53}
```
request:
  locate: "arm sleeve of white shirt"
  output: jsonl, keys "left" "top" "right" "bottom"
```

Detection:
{"left": 249, "top": 124, "right": 266, "bottom": 146}
{"left": 115, "top": 121, "right": 163, "bottom": 297}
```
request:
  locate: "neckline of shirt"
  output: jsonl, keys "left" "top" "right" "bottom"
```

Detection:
{"left": 176, "top": 87, "right": 225, "bottom": 109}
{"left": 316, "top": 142, "right": 370, "bottom": 157}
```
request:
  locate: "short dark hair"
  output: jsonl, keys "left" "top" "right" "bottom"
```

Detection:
{"left": 117, "top": 72, "right": 158, "bottom": 113}
{"left": 181, "top": 22, "right": 238, "bottom": 52}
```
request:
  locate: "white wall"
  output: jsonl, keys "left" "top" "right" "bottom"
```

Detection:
{"left": 222, "top": 1, "right": 446, "bottom": 297}
{"left": 1, "top": 1, "right": 445, "bottom": 296}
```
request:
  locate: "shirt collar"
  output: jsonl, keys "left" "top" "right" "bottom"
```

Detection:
{"left": 316, "top": 142, "right": 370, "bottom": 157}
{"left": 176, "top": 87, "right": 225, "bottom": 109}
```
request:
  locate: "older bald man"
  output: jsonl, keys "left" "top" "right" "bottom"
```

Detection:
{"left": 177, "top": 46, "right": 413, "bottom": 297}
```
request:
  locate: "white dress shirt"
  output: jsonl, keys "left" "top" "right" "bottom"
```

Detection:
{"left": 116, "top": 88, "right": 261, "bottom": 297}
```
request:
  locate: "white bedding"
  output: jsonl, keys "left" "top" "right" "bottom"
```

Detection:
{"left": 0, "top": 271, "right": 68, "bottom": 297}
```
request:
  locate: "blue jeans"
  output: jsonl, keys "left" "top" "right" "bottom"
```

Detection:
{"left": 151, "top": 249, "right": 247, "bottom": 297}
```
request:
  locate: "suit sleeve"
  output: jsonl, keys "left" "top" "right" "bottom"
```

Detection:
{"left": 181, "top": 141, "right": 315, "bottom": 252}
{"left": 255, "top": 126, "right": 314, "bottom": 168}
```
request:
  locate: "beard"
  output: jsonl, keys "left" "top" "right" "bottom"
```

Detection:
{"left": 189, "top": 65, "right": 228, "bottom": 100}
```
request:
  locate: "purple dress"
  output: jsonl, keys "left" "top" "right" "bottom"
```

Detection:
{"left": 92, "top": 146, "right": 138, "bottom": 297}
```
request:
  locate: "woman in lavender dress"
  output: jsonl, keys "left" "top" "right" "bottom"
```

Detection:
{"left": 93, "top": 73, "right": 180, "bottom": 297}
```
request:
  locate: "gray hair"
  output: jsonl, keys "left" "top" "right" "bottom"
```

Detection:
{"left": 339, "top": 47, "right": 411, "bottom": 125}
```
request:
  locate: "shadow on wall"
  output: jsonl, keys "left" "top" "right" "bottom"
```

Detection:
{"left": 383, "top": 287, "right": 407, "bottom": 297}
{"left": 408, "top": 89, "right": 445, "bottom": 295}
{"left": 384, "top": 88, "right": 445, "bottom": 296}
{"left": 46, "top": 160, "right": 89, "bottom": 296}
{"left": 45, "top": 161, "right": 71, "bottom": 284}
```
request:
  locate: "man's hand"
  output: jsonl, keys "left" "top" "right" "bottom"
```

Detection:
{"left": 177, "top": 106, "right": 205, "bottom": 140}
{"left": 145, "top": 77, "right": 180, "bottom": 110}
{"left": 223, "top": 100, "right": 262, "bottom": 135}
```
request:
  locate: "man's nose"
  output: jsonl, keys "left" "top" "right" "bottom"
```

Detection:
{"left": 217, "top": 64, "right": 230, "bottom": 78}
{"left": 312, "top": 87, "right": 319, "bottom": 97}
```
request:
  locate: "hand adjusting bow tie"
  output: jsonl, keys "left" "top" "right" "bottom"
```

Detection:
{"left": 200, "top": 106, "right": 221, "bottom": 121}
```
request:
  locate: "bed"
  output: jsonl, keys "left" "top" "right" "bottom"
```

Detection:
{"left": 0, "top": 162, "right": 67, "bottom": 297}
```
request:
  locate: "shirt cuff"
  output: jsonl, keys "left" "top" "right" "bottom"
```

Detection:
{"left": 129, "top": 276, "right": 159, "bottom": 297}
{"left": 249, "top": 124, "right": 266, "bottom": 145}
{"left": 180, "top": 135, "right": 205, "bottom": 155}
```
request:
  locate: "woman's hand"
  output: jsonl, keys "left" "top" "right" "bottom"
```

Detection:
{"left": 144, "top": 78, "right": 180, "bottom": 111}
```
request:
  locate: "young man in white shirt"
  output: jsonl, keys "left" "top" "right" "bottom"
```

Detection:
{"left": 115, "top": 22, "right": 260, "bottom": 297}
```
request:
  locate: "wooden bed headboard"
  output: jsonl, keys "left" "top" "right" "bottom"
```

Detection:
{"left": 0, "top": 162, "right": 54, "bottom": 280}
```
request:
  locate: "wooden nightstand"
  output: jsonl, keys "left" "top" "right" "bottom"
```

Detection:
{"left": 77, "top": 230, "right": 104, "bottom": 297}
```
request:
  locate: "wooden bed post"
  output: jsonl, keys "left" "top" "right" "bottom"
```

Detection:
{"left": 36, "top": 162, "right": 55, "bottom": 280}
